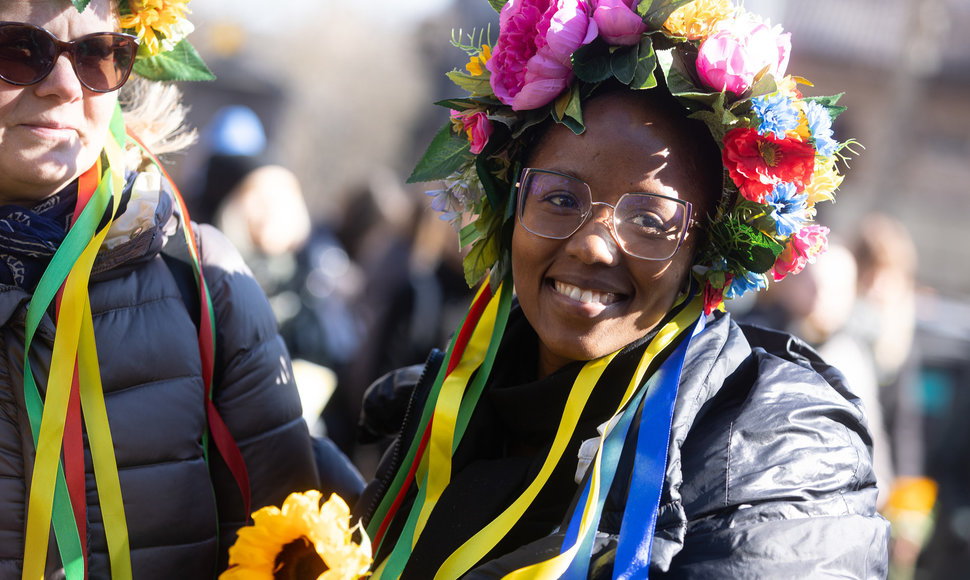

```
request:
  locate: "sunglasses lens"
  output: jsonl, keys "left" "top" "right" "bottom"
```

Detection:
{"left": 0, "top": 24, "right": 55, "bottom": 85}
{"left": 75, "top": 35, "right": 135, "bottom": 92}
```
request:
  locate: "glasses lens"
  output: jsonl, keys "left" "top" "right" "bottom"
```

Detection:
{"left": 0, "top": 24, "right": 55, "bottom": 85}
{"left": 74, "top": 34, "right": 135, "bottom": 92}
{"left": 613, "top": 194, "right": 689, "bottom": 260}
{"left": 518, "top": 170, "right": 591, "bottom": 239}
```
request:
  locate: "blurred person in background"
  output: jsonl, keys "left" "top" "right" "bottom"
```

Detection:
{"left": 183, "top": 104, "right": 266, "bottom": 225}
{"left": 0, "top": 1, "right": 356, "bottom": 576}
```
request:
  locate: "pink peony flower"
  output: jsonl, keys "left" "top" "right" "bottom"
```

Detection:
{"left": 592, "top": 0, "right": 646, "bottom": 46}
{"left": 451, "top": 109, "right": 493, "bottom": 154}
{"left": 695, "top": 14, "right": 791, "bottom": 95}
{"left": 771, "top": 224, "right": 829, "bottom": 281}
{"left": 488, "top": 0, "right": 598, "bottom": 111}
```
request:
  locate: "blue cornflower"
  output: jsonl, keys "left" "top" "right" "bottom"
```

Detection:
{"left": 805, "top": 101, "right": 838, "bottom": 157}
{"left": 727, "top": 271, "right": 768, "bottom": 299}
{"left": 751, "top": 93, "right": 800, "bottom": 138}
{"left": 765, "top": 182, "right": 810, "bottom": 237}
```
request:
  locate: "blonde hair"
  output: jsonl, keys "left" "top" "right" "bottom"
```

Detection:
{"left": 118, "top": 77, "right": 197, "bottom": 164}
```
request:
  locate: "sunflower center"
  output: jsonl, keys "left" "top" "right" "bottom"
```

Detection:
{"left": 273, "top": 536, "right": 329, "bottom": 580}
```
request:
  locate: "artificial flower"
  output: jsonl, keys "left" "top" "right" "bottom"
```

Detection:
{"left": 663, "top": 0, "right": 734, "bottom": 40}
{"left": 770, "top": 224, "right": 829, "bottom": 281}
{"left": 801, "top": 157, "right": 844, "bottom": 206}
{"left": 702, "top": 272, "right": 732, "bottom": 315}
{"left": 722, "top": 127, "right": 816, "bottom": 203}
{"left": 764, "top": 182, "right": 810, "bottom": 237}
{"left": 726, "top": 270, "right": 768, "bottom": 299}
{"left": 592, "top": 0, "right": 647, "bottom": 46}
{"left": 487, "top": 0, "right": 598, "bottom": 111}
{"left": 750, "top": 92, "right": 800, "bottom": 138}
{"left": 466, "top": 44, "right": 492, "bottom": 77}
{"left": 426, "top": 163, "right": 485, "bottom": 232}
{"left": 695, "top": 12, "right": 791, "bottom": 95}
{"left": 222, "top": 491, "right": 371, "bottom": 580}
{"left": 776, "top": 75, "right": 804, "bottom": 100}
{"left": 120, "top": 0, "right": 194, "bottom": 56}
{"left": 804, "top": 101, "right": 839, "bottom": 157}
{"left": 451, "top": 109, "right": 494, "bottom": 154}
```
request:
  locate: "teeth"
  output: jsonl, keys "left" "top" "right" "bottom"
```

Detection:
{"left": 555, "top": 281, "right": 618, "bottom": 305}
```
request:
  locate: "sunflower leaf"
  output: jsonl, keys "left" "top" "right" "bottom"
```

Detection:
{"left": 631, "top": 36, "right": 659, "bottom": 89}
{"left": 72, "top": 0, "right": 90, "bottom": 12}
{"left": 132, "top": 40, "right": 215, "bottom": 82}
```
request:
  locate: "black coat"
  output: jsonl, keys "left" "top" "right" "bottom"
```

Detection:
{"left": 356, "top": 309, "right": 890, "bottom": 578}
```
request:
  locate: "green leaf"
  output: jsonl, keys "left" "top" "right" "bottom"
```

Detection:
{"left": 638, "top": 0, "right": 695, "bottom": 29}
{"left": 631, "top": 36, "right": 658, "bottom": 89}
{"left": 611, "top": 46, "right": 638, "bottom": 85}
{"left": 804, "top": 94, "right": 848, "bottom": 122}
{"left": 488, "top": 0, "right": 509, "bottom": 13}
{"left": 552, "top": 83, "right": 585, "bottom": 134}
{"left": 446, "top": 70, "right": 493, "bottom": 97}
{"left": 72, "top": 0, "right": 91, "bottom": 12}
{"left": 745, "top": 67, "right": 778, "bottom": 99}
{"left": 573, "top": 40, "right": 613, "bottom": 84}
{"left": 459, "top": 223, "right": 481, "bottom": 248}
{"left": 407, "top": 122, "right": 471, "bottom": 183}
{"left": 132, "top": 40, "right": 215, "bottom": 82}
{"left": 710, "top": 217, "right": 784, "bottom": 274}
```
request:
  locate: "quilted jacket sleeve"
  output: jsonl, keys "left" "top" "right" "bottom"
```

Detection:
{"left": 661, "top": 324, "right": 890, "bottom": 579}
{"left": 194, "top": 225, "right": 322, "bottom": 557}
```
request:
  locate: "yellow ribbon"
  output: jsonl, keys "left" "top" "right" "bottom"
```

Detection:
{"left": 413, "top": 281, "right": 504, "bottom": 544}
{"left": 434, "top": 352, "right": 615, "bottom": 580}
{"left": 500, "top": 298, "right": 702, "bottom": 579}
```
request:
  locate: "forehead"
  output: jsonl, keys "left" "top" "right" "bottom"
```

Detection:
{"left": 0, "top": 0, "right": 116, "bottom": 31}
{"left": 530, "top": 95, "right": 696, "bottom": 191}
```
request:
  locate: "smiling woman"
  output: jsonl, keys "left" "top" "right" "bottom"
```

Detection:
{"left": 0, "top": 1, "right": 342, "bottom": 578}
{"left": 353, "top": 0, "right": 890, "bottom": 578}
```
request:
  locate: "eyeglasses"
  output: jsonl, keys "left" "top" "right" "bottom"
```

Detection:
{"left": 0, "top": 22, "right": 137, "bottom": 93}
{"left": 516, "top": 168, "right": 694, "bottom": 261}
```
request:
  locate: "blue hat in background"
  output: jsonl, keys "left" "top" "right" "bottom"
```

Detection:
{"left": 203, "top": 105, "right": 267, "bottom": 157}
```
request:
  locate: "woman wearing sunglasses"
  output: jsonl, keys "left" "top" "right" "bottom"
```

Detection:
{"left": 355, "top": 1, "right": 889, "bottom": 578}
{"left": 0, "top": 1, "right": 345, "bottom": 578}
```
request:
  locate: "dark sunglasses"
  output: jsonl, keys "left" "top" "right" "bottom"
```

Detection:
{"left": 0, "top": 22, "right": 137, "bottom": 93}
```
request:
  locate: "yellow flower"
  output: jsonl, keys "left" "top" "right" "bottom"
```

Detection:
{"left": 802, "top": 157, "right": 844, "bottom": 206}
{"left": 120, "top": 0, "right": 193, "bottom": 56}
{"left": 786, "top": 99, "right": 813, "bottom": 142}
{"left": 664, "top": 0, "right": 735, "bottom": 40}
{"left": 221, "top": 491, "right": 372, "bottom": 580}
{"left": 465, "top": 44, "right": 492, "bottom": 77}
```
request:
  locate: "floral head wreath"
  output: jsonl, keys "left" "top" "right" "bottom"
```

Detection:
{"left": 71, "top": 0, "right": 213, "bottom": 82}
{"left": 411, "top": 0, "right": 854, "bottom": 315}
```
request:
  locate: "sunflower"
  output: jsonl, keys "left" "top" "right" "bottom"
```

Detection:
{"left": 221, "top": 491, "right": 372, "bottom": 580}
{"left": 120, "top": 0, "right": 194, "bottom": 56}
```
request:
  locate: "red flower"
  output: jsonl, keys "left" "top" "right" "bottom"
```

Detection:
{"left": 722, "top": 128, "right": 816, "bottom": 203}
{"left": 703, "top": 274, "right": 733, "bottom": 315}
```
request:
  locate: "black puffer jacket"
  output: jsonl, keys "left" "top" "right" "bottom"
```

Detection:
{"left": 356, "top": 309, "right": 890, "bottom": 578}
{"left": 0, "top": 180, "right": 320, "bottom": 577}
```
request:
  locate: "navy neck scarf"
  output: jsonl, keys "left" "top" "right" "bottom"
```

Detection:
{"left": 0, "top": 183, "right": 78, "bottom": 289}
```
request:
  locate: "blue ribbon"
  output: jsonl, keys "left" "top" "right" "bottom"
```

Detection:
{"left": 613, "top": 316, "right": 707, "bottom": 579}
{"left": 558, "top": 315, "right": 705, "bottom": 579}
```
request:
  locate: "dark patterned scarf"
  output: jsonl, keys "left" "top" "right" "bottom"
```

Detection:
{"left": 0, "top": 184, "right": 78, "bottom": 289}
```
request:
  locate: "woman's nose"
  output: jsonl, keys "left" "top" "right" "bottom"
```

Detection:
{"left": 34, "top": 54, "right": 84, "bottom": 100}
{"left": 564, "top": 206, "right": 622, "bottom": 266}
